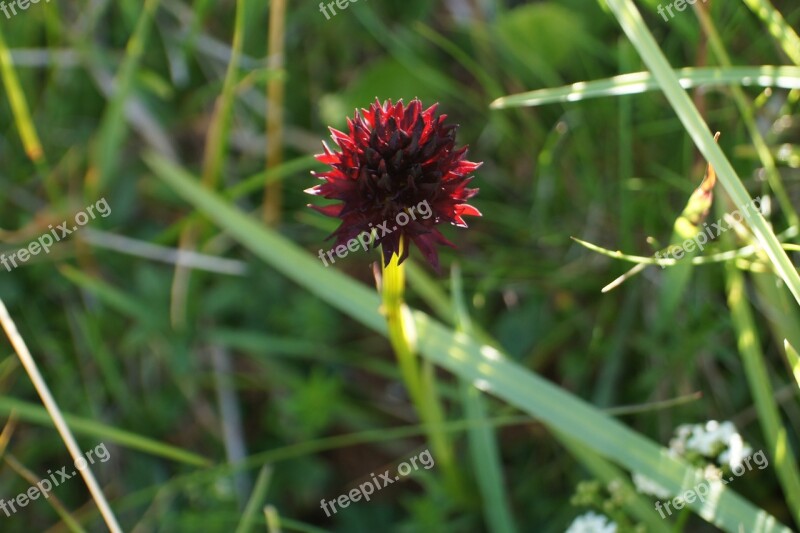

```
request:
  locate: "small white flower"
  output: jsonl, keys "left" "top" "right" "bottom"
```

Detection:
{"left": 669, "top": 424, "right": 693, "bottom": 455}
{"left": 671, "top": 420, "right": 750, "bottom": 465}
{"left": 632, "top": 472, "right": 671, "bottom": 499}
{"left": 686, "top": 421, "right": 722, "bottom": 455}
{"left": 719, "top": 432, "right": 753, "bottom": 470}
{"left": 565, "top": 511, "right": 618, "bottom": 533}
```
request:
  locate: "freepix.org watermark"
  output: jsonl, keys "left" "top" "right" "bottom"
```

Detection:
{"left": 0, "top": 0, "right": 50, "bottom": 20}
{"left": 1, "top": 442, "right": 111, "bottom": 518}
{"left": 657, "top": 0, "right": 708, "bottom": 21}
{"left": 654, "top": 449, "right": 768, "bottom": 518}
{"left": 1, "top": 198, "right": 111, "bottom": 272}
{"left": 318, "top": 0, "right": 365, "bottom": 20}
{"left": 317, "top": 199, "right": 432, "bottom": 267}
{"left": 654, "top": 197, "right": 761, "bottom": 268}
{"left": 320, "top": 448, "right": 434, "bottom": 517}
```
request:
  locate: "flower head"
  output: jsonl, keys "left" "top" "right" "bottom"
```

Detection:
{"left": 669, "top": 420, "right": 752, "bottom": 468}
{"left": 306, "top": 98, "right": 481, "bottom": 269}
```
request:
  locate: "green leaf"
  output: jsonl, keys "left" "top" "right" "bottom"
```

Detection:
{"left": 490, "top": 66, "right": 800, "bottom": 108}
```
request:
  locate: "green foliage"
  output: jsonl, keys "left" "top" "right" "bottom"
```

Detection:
{"left": 0, "top": 0, "right": 799, "bottom": 531}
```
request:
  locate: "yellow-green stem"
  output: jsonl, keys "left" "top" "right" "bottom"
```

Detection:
{"left": 381, "top": 243, "right": 463, "bottom": 500}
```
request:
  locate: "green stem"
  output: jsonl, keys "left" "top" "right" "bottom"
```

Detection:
{"left": 381, "top": 242, "right": 464, "bottom": 501}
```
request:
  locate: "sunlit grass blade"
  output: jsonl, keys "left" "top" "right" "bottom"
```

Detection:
{"left": 0, "top": 298, "right": 122, "bottom": 533}
{"left": 603, "top": 0, "right": 800, "bottom": 307}
{"left": 490, "top": 66, "right": 800, "bottom": 108}
{"left": 146, "top": 152, "right": 792, "bottom": 532}
{"left": 265, "top": 505, "right": 281, "bottom": 533}
{"left": 726, "top": 266, "right": 800, "bottom": 526}
{"left": 784, "top": 340, "right": 800, "bottom": 391}
{"left": 0, "top": 396, "right": 213, "bottom": 467}
{"left": 236, "top": 466, "right": 273, "bottom": 533}
{"left": 750, "top": 272, "right": 800, "bottom": 379}
{"left": 741, "top": 0, "right": 800, "bottom": 65}
{"left": 0, "top": 27, "right": 46, "bottom": 164}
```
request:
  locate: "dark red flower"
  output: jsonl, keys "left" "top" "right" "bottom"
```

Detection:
{"left": 306, "top": 98, "right": 481, "bottom": 269}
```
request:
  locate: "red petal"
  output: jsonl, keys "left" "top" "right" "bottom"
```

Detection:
{"left": 455, "top": 204, "right": 482, "bottom": 217}
{"left": 308, "top": 204, "right": 343, "bottom": 217}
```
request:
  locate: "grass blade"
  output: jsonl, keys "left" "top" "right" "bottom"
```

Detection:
{"left": 490, "top": 66, "right": 800, "bottom": 108}
{"left": 726, "top": 266, "right": 800, "bottom": 526}
{"left": 602, "top": 0, "right": 800, "bottom": 308}
{"left": 741, "top": 0, "right": 800, "bottom": 65}
{"left": 452, "top": 264, "right": 516, "bottom": 533}
{"left": 145, "top": 152, "right": 792, "bottom": 532}
{"left": 0, "top": 298, "right": 122, "bottom": 533}
{"left": 91, "top": 0, "right": 161, "bottom": 194}
{"left": 235, "top": 466, "right": 273, "bottom": 533}
{"left": 0, "top": 396, "right": 213, "bottom": 467}
{"left": 0, "top": 27, "right": 45, "bottom": 164}
{"left": 784, "top": 340, "right": 800, "bottom": 390}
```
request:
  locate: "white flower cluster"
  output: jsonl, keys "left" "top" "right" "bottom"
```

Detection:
{"left": 565, "top": 511, "right": 618, "bottom": 533}
{"left": 670, "top": 420, "right": 752, "bottom": 469}
{"left": 632, "top": 420, "right": 751, "bottom": 498}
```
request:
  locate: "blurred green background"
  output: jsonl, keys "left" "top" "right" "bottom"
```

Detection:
{"left": 0, "top": 0, "right": 799, "bottom": 531}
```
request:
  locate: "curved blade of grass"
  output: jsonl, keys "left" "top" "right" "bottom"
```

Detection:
{"left": 91, "top": 0, "right": 161, "bottom": 194}
{"left": 727, "top": 266, "right": 800, "bottom": 526}
{"left": 784, "top": 340, "right": 800, "bottom": 390}
{"left": 490, "top": 66, "right": 800, "bottom": 108}
{"left": 0, "top": 396, "right": 213, "bottom": 467}
{"left": 146, "top": 152, "right": 792, "bottom": 532}
{"left": 0, "top": 27, "right": 45, "bottom": 164}
{"left": 741, "top": 0, "right": 800, "bottom": 66}
{"left": 750, "top": 272, "right": 800, "bottom": 382}
{"left": 235, "top": 466, "right": 272, "bottom": 533}
{"left": 602, "top": 0, "right": 800, "bottom": 307}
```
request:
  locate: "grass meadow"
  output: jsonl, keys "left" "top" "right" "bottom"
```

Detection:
{"left": 1, "top": 0, "right": 800, "bottom": 531}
